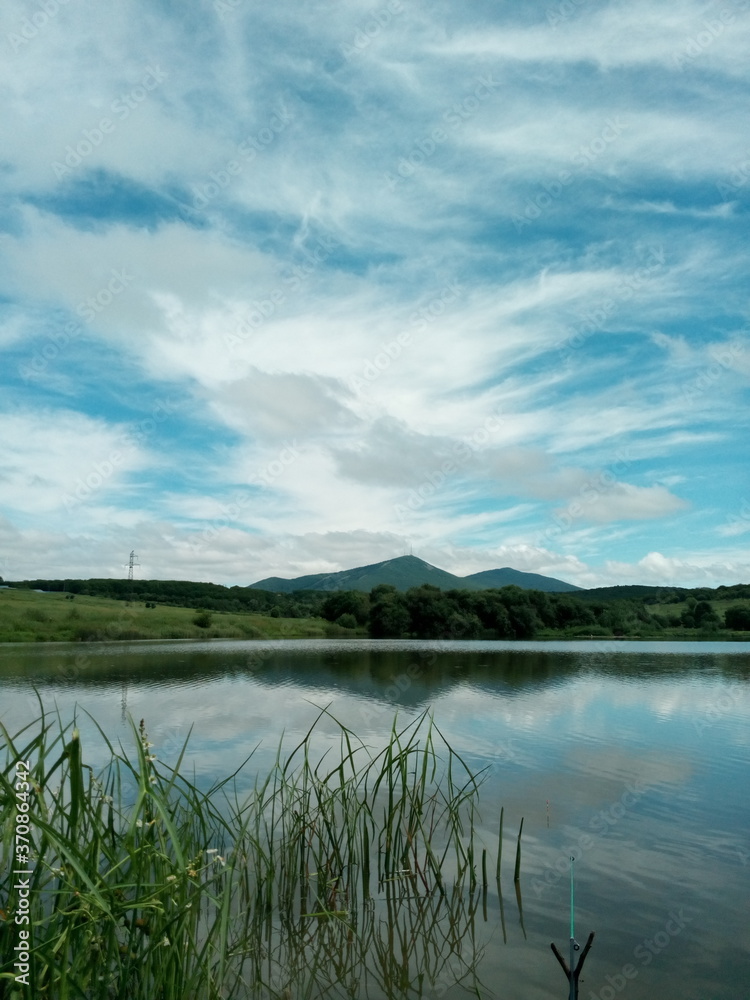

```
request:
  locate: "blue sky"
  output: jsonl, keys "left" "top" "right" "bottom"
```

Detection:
{"left": 1, "top": 0, "right": 748, "bottom": 588}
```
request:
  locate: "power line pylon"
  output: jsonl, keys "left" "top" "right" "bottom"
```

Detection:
{"left": 128, "top": 550, "right": 140, "bottom": 581}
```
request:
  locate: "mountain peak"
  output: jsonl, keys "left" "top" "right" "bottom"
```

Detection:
{"left": 249, "top": 556, "right": 580, "bottom": 593}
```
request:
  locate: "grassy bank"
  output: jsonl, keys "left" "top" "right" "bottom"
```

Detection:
{"left": 0, "top": 588, "right": 360, "bottom": 644}
{"left": 1, "top": 708, "right": 507, "bottom": 1000}
{"left": 535, "top": 625, "right": 750, "bottom": 641}
{"left": 2, "top": 586, "right": 746, "bottom": 645}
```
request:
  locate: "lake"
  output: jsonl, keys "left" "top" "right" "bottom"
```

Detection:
{"left": 1, "top": 638, "right": 748, "bottom": 1000}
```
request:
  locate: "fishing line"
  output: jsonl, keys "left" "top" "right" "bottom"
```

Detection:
{"left": 570, "top": 854, "right": 575, "bottom": 941}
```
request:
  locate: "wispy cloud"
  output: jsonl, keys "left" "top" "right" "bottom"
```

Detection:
{"left": 0, "top": 0, "right": 748, "bottom": 588}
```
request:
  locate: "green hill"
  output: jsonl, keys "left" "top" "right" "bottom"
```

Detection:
{"left": 250, "top": 555, "right": 579, "bottom": 594}
{"left": 463, "top": 567, "right": 581, "bottom": 592}
{"left": 251, "top": 572, "right": 332, "bottom": 592}
{"left": 251, "top": 556, "right": 462, "bottom": 593}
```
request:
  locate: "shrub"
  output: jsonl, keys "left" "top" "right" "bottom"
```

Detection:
{"left": 724, "top": 604, "right": 750, "bottom": 630}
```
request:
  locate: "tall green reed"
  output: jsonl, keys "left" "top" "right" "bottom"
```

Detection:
{"left": 1, "top": 704, "right": 515, "bottom": 1000}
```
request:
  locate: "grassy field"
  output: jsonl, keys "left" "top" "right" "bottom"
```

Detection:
{"left": 0, "top": 588, "right": 360, "bottom": 643}
{"left": 649, "top": 598, "right": 750, "bottom": 618}
{"left": 538, "top": 594, "right": 750, "bottom": 640}
{"left": 1, "top": 587, "right": 747, "bottom": 644}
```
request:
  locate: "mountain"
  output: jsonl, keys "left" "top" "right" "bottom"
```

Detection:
{"left": 462, "top": 567, "right": 582, "bottom": 592}
{"left": 250, "top": 556, "right": 463, "bottom": 593}
{"left": 249, "top": 555, "right": 581, "bottom": 594}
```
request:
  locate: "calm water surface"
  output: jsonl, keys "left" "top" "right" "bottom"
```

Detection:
{"left": 1, "top": 639, "right": 748, "bottom": 1000}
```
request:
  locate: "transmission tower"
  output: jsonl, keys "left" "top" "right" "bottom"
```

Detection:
{"left": 127, "top": 550, "right": 140, "bottom": 581}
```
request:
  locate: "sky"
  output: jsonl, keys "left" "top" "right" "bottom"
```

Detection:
{"left": 1, "top": 0, "right": 749, "bottom": 590}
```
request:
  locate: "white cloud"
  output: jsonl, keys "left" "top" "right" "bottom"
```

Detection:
{"left": 0, "top": 0, "right": 748, "bottom": 588}
{"left": 3, "top": 516, "right": 748, "bottom": 591}
{"left": 0, "top": 410, "right": 149, "bottom": 520}
{"left": 555, "top": 483, "right": 690, "bottom": 524}
{"left": 212, "top": 370, "right": 358, "bottom": 442}
{"left": 604, "top": 548, "right": 750, "bottom": 587}
{"left": 715, "top": 498, "right": 750, "bottom": 537}
{"left": 430, "top": 2, "right": 750, "bottom": 76}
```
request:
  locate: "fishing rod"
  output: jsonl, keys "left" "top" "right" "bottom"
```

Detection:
{"left": 569, "top": 856, "right": 580, "bottom": 1000}
{"left": 550, "top": 854, "right": 595, "bottom": 999}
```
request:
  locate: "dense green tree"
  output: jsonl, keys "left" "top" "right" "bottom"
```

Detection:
{"left": 692, "top": 600, "right": 721, "bottom": 630}
{"left": 369, "top": 586, "right": 411, "bottom": 638}
{"left": 404, "top": 585, "right": 455, "bottom": 639}
{"left": 507, "top": 601, "right": 540, "bottom": 639}
{"left": 724, "top": 605, "right": 750, "bottom": 630}
{"left": 444, "top": 611, "right": 483, "bottom": 639}
{"left": 553, "top": 598, "right": 595, "bottom": 630}
{"left": 7, "top": 575, "right": 741, "bottom": 638}
{"left": 595, "top": 604, "right": 628, "bottom": 634}
{"left": 692, "top": 588, "right": 715, "bottom": 602}
{"left": 483, "top": 587, "right": 539, "bottom": 639}
{"left": 527, "top": 590, "right": 557, "bottom": 628}
{"left": 468, "top": 591, "right": 514, "bottom": 637}
{"left": 321, "top": 591, "right": 370, "bottom": 625}
{"left": 335, "top": 613, "right": 358, "bottom": 629}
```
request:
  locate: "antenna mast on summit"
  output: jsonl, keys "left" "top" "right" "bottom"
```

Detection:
{"left": 128, "top": 550, "right": 140, "bottom": 581}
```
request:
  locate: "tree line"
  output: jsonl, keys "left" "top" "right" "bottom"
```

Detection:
{"left": 320, "top": 584, "right": 750, "bottom": 638}
{"left": 6, "top": 577, "right": 750, "bottom": 638}
{"left": 6, "top": 578, "right": 323, "bottom": 619}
